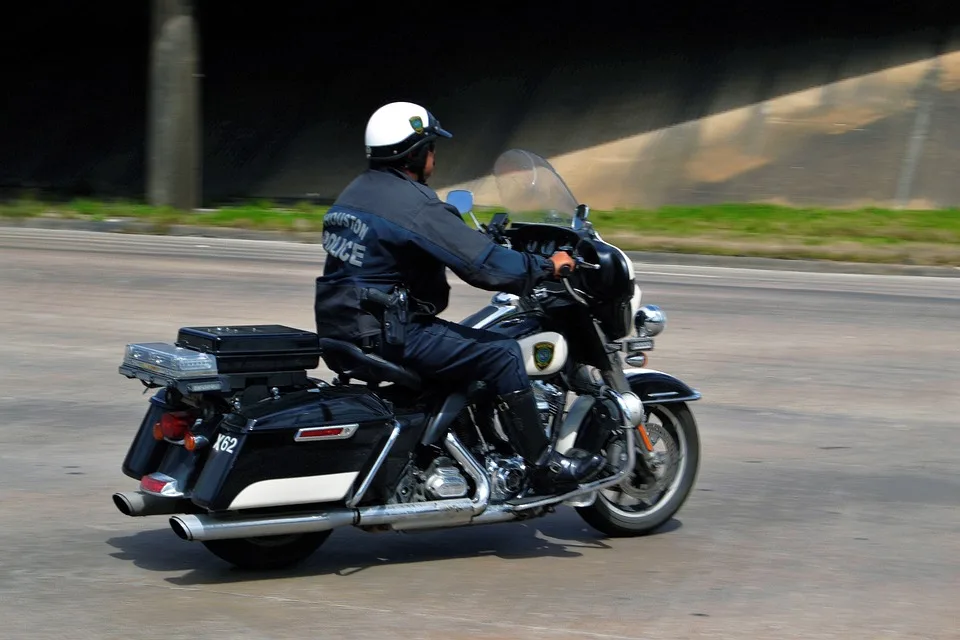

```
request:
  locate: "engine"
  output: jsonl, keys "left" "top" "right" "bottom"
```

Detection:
{"left": 392, "top": 456, "right": 470, "bottom": 504}
{"left": 392, "top": 382, "right": 567, "bottom": 506}
{"left": 423, "top": 457, "right": 470, "bottom": 499}
{"left": 486, "top": 453, "right": 526, "bottom": 502}
{"left": 531, "top": 380, "right": 566, "bottom": 438}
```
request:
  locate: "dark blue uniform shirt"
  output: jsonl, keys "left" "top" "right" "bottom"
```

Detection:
{"left": 314, "top": 167, "right": 555, "bottom": 342}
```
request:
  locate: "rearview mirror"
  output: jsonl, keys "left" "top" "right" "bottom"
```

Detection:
{"left": 446, "top": 189, "right": 474, "bottom": 215}
{"left": 572, "top": 203, "right": 590, "bottom": 230}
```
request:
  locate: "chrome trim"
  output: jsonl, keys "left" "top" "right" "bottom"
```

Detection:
{"left": 643, "top": 393, "right": 702, "bottom": 404}
{"left": 606, "top": 388, "right": 657, "bottom": 465}
{"left": 624, "top": 354, "right": 647, "bottom": 368}
{"left": 112, "top": 490, "right": 192, "bottom": 517}
{"left": 355, "top": 498, "right": 477, "bottom": 531}
{"left": 491, "top": 292, "right": 520, "bottom": 305}
{"left": 622, "top": 337, "right": 655, "bottom": 352}
{"left": 470, "top": 301, "right": 518, "bottom": 329}
{"left": 294, "top": 423, "right": 360, "bottom": 442}
{"left": 563, "top": 491, "right": 598, "bottom": 508}
{"left": 171, "top": 493, "right": 489, "bottom": 542}
{"left": 562, "top": 278, "right": 589, "bottom": 306}
{"left": 345, "top": 420, "right": 401, "bottom": 508}
{"left": 444, "top": 431, "right": 491, "bottom": 516}
{"left": 607, "top": 389, "right": 645, "bottom": 428}
{"left": 464, "top": 504, "right": 517, "bottom": 525}
{"left": 171, "top": 510, "right": 357, "bottom": 541}
{"left": 647, "top": 391, "right": 678, "bottom": 398}
{"left": 635, "top": 304, "right": 666, "bottom": 337}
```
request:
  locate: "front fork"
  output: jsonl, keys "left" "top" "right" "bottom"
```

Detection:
{"left": 595, "top": 333, "right": 659, "bottom": 469}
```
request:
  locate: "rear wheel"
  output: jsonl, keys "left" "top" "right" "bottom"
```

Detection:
{"left": 201, "top": 531, "right": 331, "bottom": 570}
{"left": 577, "top": 402, "right": 700, "bottom": 536}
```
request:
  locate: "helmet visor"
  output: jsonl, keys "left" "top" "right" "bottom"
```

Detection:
{"left": 427, "top": 112, "right": 453, "bottom": 139}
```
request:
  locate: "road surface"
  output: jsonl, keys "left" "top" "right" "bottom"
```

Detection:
{"left": 1, "top": 229, "right": 958, "bottom": 639}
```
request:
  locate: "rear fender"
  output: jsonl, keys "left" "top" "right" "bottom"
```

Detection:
{"left": 122, "top": 388, "right": 177, "bottom": 480}
{"left": 625, "top": 368, "right": 702, "bottom": 405}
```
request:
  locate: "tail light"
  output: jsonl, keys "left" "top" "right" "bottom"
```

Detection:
{"left": 152, "top": 411, "right": 193, "bottom": 442}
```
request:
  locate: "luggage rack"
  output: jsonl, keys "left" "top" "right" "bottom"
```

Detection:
{"left": 119, "top": 324, "right": 326, "bottom": 396}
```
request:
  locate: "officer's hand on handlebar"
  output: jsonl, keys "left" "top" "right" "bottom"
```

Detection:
{"left": 549, "top": 251, "right": 576, "bottom": 278}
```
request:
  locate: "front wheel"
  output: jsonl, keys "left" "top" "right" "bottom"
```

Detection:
{"left": 577, "top": 402, "right": 700, "bottom": 536}
{"left": 201, "top": 531, "right": 331, "bottom": 570}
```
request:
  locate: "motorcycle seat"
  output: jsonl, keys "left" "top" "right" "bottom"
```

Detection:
{"left": 318, "top": 338, "right": 422, "bottom": 391}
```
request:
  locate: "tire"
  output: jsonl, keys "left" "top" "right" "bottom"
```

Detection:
{"left": 201, "top": 531, "right": 331, "bottom": 570}
{"left": 576, "top": 402, "right": 700, "bottom": 537}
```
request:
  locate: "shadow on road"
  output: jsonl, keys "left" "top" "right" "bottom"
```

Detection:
{"left": 105, "top": 509, "right": 682, "bottom": 585}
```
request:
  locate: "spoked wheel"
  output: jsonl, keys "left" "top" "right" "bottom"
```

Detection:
{"left": 577, "top": 402, "right": 700, "bottom": 536}
{"left": 201, "top": 531, "right": 331, "bottom": 570}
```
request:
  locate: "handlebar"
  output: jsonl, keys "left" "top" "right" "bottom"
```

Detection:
{"left": 558, "top": 255, "right": 600, "bottom": 278}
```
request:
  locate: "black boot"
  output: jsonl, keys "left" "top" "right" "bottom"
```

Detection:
{"left": 497, "top": 387, "right": 605, "bottom": 491}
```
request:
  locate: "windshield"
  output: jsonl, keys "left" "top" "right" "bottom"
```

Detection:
{"left": 493, "top": 149, "right": 578, "bottom": 226}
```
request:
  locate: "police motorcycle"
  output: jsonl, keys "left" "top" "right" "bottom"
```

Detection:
{"left": 111, "top": 148, "right": 702, "bottom": 570}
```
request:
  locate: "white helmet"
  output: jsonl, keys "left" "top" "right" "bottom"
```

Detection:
{"left": 364, "top": 101, "right": 453, "bottom": 161}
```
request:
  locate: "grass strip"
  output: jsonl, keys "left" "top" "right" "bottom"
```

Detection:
{"left": 2, "top": 197, "right": 958, "bottom": 265}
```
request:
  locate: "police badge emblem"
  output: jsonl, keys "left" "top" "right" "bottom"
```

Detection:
{"left": 409, "top": 116, "right": 424, "bottom": 134}
{"left": 533, "top": 342, "right": 555, "bottom": 371}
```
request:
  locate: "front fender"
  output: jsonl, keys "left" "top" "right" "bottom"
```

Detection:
{"left": 625, "top": 368, "right": 701, "bottom": 405}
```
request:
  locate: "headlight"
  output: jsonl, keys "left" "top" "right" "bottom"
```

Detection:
{"left": 635, "top": 305, "right": 666, "bottom": 337}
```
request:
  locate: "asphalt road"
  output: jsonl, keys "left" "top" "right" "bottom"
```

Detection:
{"left": 1, "top": 229, "right": 958, "bottom": 640}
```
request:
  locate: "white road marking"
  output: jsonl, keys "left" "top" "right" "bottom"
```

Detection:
{"left": 635, "top": 270, "right": 720, "bottom": 278}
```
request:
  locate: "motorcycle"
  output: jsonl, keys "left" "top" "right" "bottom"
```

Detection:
{"left": 111, "top": 148, "right": 702, "bottom": 570}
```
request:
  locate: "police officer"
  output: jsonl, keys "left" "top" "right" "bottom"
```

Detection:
{"left": 314, "top": 101, "right": 604, "bottom": 490}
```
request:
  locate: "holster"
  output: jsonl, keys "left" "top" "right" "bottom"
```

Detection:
{"left": 382, "top": 288, "right": 409, "bottom": 347}
{"left": 360, "top": 286, "right": 410, "bottom": 348}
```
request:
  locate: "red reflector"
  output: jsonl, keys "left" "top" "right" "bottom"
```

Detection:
{"left": 293, "top": 424, "right": 358, "bottom": 442}
{"left": 160, "top": 412, "right": 191, "bottom": 440}
{"left": 140, "top": 475, "right": 168, "bottom": 493}
{"left": 297, "top": 427, "right": 344, "bottom": 439}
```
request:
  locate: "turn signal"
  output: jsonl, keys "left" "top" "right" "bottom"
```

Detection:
{"left": 183, "top": 433, "right": 209, "bottom": 451}
{"left": 625, "top": 353, "right": 648, "bottom": 368}
{"left": 637, "top": 423, "right": 655, "bottom": 452}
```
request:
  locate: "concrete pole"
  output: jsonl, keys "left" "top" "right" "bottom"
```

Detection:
{"left": 147, "top": 0, "right": 201, "bottom": 210}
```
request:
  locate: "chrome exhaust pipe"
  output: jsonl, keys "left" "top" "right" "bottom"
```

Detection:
{"left": 113, "top": 491, "right": 192, "bottom": 517}
{"left": 170, "top": 432, "right": 493, "bottom": 542}
{"left": 443, "top": 431, "right": 489, "bottom": 516}
{"left": 393, "top": 505, "right": 520, "bottom": 533}
{"left": 171, "top": 497, "right": 480, "bottom": 541}
{"left": 171, "top": 508, "right": 355, "bottom": 541}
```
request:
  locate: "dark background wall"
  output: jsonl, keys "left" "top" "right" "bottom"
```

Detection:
{"left": 1, "top": 1, "right": 957, "bottom": 207}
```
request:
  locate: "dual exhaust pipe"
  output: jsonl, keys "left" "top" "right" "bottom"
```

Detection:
{"left": 113, "top": 487, "right": 504, "bottom": 541}
{"left": 117, "top": 429, "right": 635, "bottom": 542}
{"left": 169, "top": 496, "right": 513, "bottom": 542}
{"left": 120, "top": 431, "right": 512, "bottom": 542}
